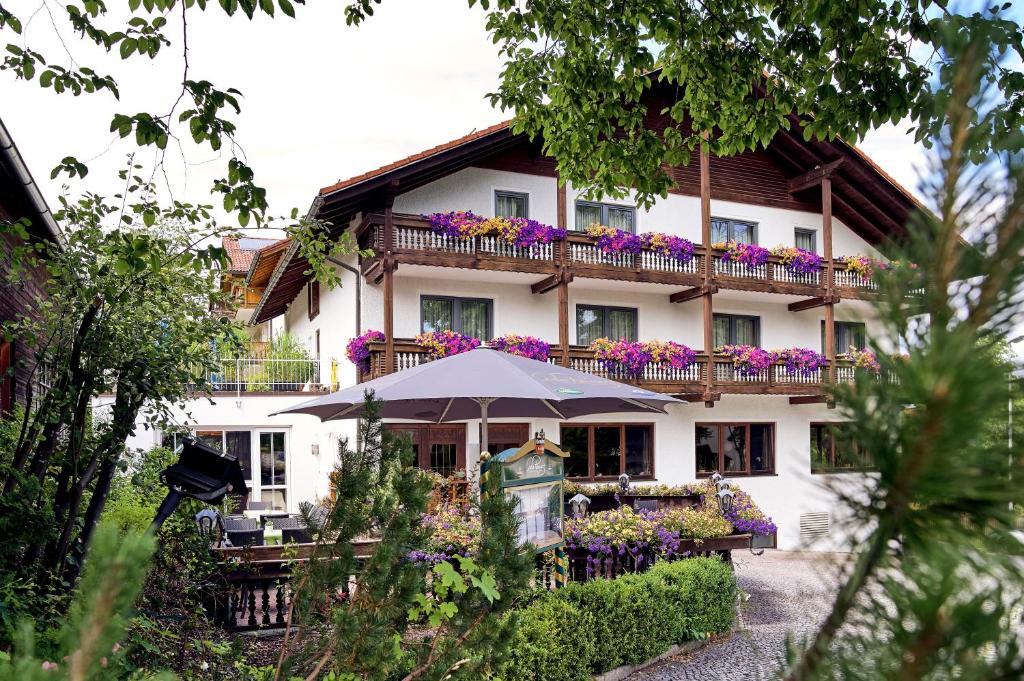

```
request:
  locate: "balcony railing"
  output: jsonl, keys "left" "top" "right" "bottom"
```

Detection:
{"left": 359, "top": 340, "right": 859, "bottom": 396}
{"left": 357, "top": 213, "right": 887, "bottom": 297}
{"left": 203, "top": 357, "right": 333, "bottom": 394}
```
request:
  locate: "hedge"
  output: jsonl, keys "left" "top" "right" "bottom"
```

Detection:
{"left": 493, "top": 557, "right": 737, "bottom": 680}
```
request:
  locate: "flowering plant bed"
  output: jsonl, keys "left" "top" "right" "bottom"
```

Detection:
{"left": 838, "top": 347, "right": 881, "bottom": 372}
{"left": 585, "top": 224, "right": 696, "bottom": 262}
{"left": 771, "top": 245, "right": 823, "bottom": 274}
{"left": 715, "top": 344, "right": 778, "bottom": 376}
{"left": 424, "top": 210, "right": 566, "bottom": 248}
{"left": 490, "top": 334, "right": 550, "bottom": 361}
{"left": 713, "top": 240, "right": 770, "bottom": 268}
{"left": 590, "top": 338, "right": 697, "bottom": 378}
{"left": 345, "top": 329, "right": 385, "bottom": 373}
{"left": 415, "top": 330, "right": 481, "bottom": 358}
{"left": 407, "top": 503, "right": 480, "bottom": 564}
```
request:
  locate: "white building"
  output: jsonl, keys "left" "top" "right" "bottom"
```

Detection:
{"left": 126, "top": 103, "right": 920, "bottom": 551}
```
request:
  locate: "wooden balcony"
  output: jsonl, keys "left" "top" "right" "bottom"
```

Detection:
{"left": 356, "top": 213, "right": 883, "bottom": 298}
{"left": 359, "top": 339, "right": 858, "bottom": 397}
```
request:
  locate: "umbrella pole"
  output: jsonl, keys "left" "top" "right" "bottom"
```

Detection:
{"left": 478, "top": 397, "right": 494, "bottom": 460}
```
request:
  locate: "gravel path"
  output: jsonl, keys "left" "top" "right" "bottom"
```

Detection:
{"left": 628, "top": 550, "right": 845, "bottom": 681}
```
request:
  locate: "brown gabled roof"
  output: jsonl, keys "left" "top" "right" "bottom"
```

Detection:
{"left": 318, "top": 120, "right": 513, "bottom": 197}
{"left": 246, "top": 237, "right": 290, "bottom": 288}
{"left": 223, "top": 236, "right": 277, "bottom": 275}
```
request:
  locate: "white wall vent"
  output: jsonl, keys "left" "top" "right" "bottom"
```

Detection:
{"left": 799, "top": 512, "right": 831, "bottom": 541}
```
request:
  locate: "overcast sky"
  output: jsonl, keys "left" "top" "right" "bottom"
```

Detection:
{"left": 3, "top": 0, "right": 930, "bottom": 231}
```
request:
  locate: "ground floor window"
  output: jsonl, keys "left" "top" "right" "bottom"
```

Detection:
{"left": 559, "top": 423, "right": 653, "bottom": 480}
{"left": 810, "top": 422, "right": 869, "bottom": 473}
{"left": 185, "top": 429, "right": 287, "bottom": 511}
{"left": 696, "top": 423, "right": 774, "bottom": 476}
{"left": 480, "top": 422, "right": 531, "bottom": 456}
{"left": 386, "top": 423, "right": 466, "bottom": 477}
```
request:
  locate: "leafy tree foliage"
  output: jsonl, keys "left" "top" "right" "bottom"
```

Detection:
{"left": 346, "top": 0, "right": 1024, "bottom": 207}
{"left": 275, "top": 394, "right": 533, "bottom": 681}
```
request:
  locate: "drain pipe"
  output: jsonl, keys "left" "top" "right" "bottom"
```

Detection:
{"left": 327, "top": 255, "right": 361, "bottom": 336}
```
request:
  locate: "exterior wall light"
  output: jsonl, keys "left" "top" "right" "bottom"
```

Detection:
{"left": 618, "top": 473, "right": 631, "bottom": 495}
{"left": 569, "top": 493, "right": 591, "bottom": 517}
{"left": 716, "top": 488, "right": 735, "bottom": 514}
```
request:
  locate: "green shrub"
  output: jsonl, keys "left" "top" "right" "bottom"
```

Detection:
{"left": 494, "top": 597, "right": 595, "bottom": 681}
{"left": 497, "top": 557, "right": 736, "bottom": 679}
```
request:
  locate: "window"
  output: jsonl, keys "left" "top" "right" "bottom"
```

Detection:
{"left": 811, "top": 423, "right": 870, "bottom": 473}
{"left": 822, "top": 321, "right": 867, "bottom": 353}
{"left": 712, "top": 217, "right": 757, "bottom": 244}
{"left": 576, "top": 305, "right": 638, "bottom": 345}
{"left": 560, "top": 424, "right": 653, "bottom": 479}
{"left": 713, "top": 314, "right": 760, "bottom": 347}
{"left": 481, "top": 423, "right": 530, "bottom": 456}
{"left": 495, "top": 191, "right": 529, "bottom": 218}
{"left": 420, "top": 296, "right": 493, "bottom": 340}
{"left": 386, "top": 423, "right": 467, "bottom": 477}
{"left": 795, "top": 228, "right": 817, "bottom": 252}
{"left": 192, "top": 429, "right": 256, "bottom": 505}
{"left": 259, "top": 431, "right": 288, "bottom": 511}
{"left": 696, "top": 423, "right": 774, "bottom": 475}
{"left": 574, "top": 201, "right": 636, "bottom": 233}
{"left": 307, "top": 280, "right": 319, "bottom": 320}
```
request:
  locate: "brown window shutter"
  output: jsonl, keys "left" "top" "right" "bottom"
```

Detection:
{"left": 308, "top": 281, "right": 320, "bottom": 320}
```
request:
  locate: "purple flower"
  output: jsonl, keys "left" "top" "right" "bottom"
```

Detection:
{"left": 346, "top": 330, "right": 385, "bottom": 373}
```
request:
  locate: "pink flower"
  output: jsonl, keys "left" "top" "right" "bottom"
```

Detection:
{"left": 42, "top": 662, "right": 58, "bottom": 671}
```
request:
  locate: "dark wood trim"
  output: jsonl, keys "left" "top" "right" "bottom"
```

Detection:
{"left": 532, "top": 271, "right": 572, "bottom": 295}
{"left": 790, "top": 395, "right": 829, "bottom": 405}
{"left": 383, "top": 203, "right": 395, "bottom": 375}
{"left": 788, "top": 159, "right": 845, "bottom": 193}
{"left": 386, "top": 423, "right": 467, "bottom": 473}
{"left": 700, "top": 137, "right": 715, "bottom": 406}
{"left": 669, "top": 284, "right": 716, "bottom": 304}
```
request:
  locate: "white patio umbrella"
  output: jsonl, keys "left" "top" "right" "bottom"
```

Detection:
{"left": 272, "top": 346, "right": 681, "bottom": 457}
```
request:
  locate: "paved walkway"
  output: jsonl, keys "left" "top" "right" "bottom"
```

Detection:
{"left": 628, "top": 551, "right": 844, "bottom": 681}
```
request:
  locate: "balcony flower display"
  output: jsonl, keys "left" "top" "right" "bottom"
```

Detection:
{"left": 840, "top": 254, "right": 887, "bottom": 280}
{"left": 590, "top": 338, "right": 697, "bottom": 378}
{"left": 585, "top": 224, "right": 697, "bottom": 263}
{"left": 715, "top": 344, "right": 778, "bottom": 377}
{"left": 714, "top": 240, "right": 770, "bottom": 268}
{"left": 771, "top": 245, "right": 823, "bottom": 275}
{"left": 345, "top": 329, "right": 385, "bottom": 373}
{"left": 424, "top": 211, "right": 566, "bottom": 248}
{"left": 775, "top": 347, "right": 828, "bottom": 376}
{"left": 407, "top": 503, "right": 481, "bottom": 564}
{"left": 415, "top": 330, "right": 482, "bottom": 359}
{"left": 839, "top": 347, "right": 881, "bottom": 372}
{"left": 489, "top": 334, "right": 550, "bottom": 361}
{"left": 586, "top": 223, "right": 643, "bottom": 255}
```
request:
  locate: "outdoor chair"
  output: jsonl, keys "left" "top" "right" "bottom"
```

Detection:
{"left": 226, "top": 529, "right": 264, "bottom": 547}
{"left": 224, "top": 516, "right": 259, "bottom": 532}
{"left": 273, "top": 516, "right": 306, "bottom": 530}
{"left": 282, "top": 527, "right": 313, "bottom": 544}
{"left": 260, "top": 512, "right": 290, "bottom": 527}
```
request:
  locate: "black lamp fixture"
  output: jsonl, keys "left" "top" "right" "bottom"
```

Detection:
{"left": 715, "top": 488, "right": 735, "bottom": 513}
{"left": 152, "top": 436, "right": 249, "bottom": 529}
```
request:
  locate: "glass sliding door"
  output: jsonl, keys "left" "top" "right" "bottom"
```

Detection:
{"left": 259, "top": 431, "right": 288, "bottom": 511}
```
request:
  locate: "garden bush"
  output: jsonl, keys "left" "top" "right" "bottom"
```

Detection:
{"left": 493, "top": 556, "right": 736, "bottom": 680}
{"left": 494, "top": 597, "right": 595, "bottom": 681}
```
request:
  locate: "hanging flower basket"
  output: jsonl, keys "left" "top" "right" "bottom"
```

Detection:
{"left": 840, "top": 254, "right": 887, "bottom": 280}
{"left": 585, "top": 224, "right": 696, "bottom": 263}
{"left": 345, "top": 330, "right": 385, "bottom": 373}
{"left": 714, "top": 240, "right": 771, "bottom": 268}
{"left": 838, "top": 347, "right": 881, "bottom": 372}
{"left": 775, "top": 347, "right": 828, "bottom": 376}
{"left": 415, "top": 330, "right": 481, "bottom": 359}
{"left": 770, "top": 246, "right": 823, "bottom": 275}
{"left": 490, "top": 334, "right": 550, "bottom": 361}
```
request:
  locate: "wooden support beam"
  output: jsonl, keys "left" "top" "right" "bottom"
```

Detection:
{"left": 383, "top": 193, "right": 396, "bottom": 375}
{"left": 556, "top": 177, "right": 570, "bottom": 367}
{"left": 788, "top": 158, "right": 845, "bottom": 193}
{"left": 788, "top": 293, "right": 839, "bottom": 312}
{"left": 678, "top": 392, "right": 722, "bottom": 403}
{"left": 670, "top": 284, "right": 717, "bottom": 304}
{"left": 531, "top": 270, "right": 573, "bottom": 295}
{"left": 700, "top": 136, "right": 715, "bottom": 399}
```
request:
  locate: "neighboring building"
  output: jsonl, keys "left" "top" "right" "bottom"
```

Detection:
{"left": 128, "top": 92, "right": 921, "bottom": 550}
{"left": 218, "top": 236, "right": 289, "bottom": 344}
{"left": 0, "top": 117, "right": 60, "bottom": 414}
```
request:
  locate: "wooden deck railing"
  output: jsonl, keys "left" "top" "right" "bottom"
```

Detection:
{"left": 359, "top": 340, "right": 859, "bottom": 396}
{"left": 357, "top": 213, "right": 887, "bottom": 297}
